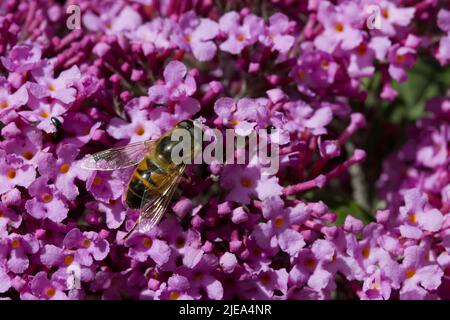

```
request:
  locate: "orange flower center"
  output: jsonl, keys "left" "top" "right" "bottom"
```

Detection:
{"left": 169, "top": 291, "right": 180, "bottom": 300}
{"left": 184, "top": 34, "right": 192, "bottom": 43}
{"left": 356, "top": 44, "right": 367, "bottom": 56}
{"left": 362, "top": 247, "right": 371, "bottom": 259}
{"left": 44, "top": 287, "right": 56, "bottom": 298}
{"left": 395, "top": 54, "right": 406, "bottom": 63}
{"left": 382, "top": 9, "right": 389, "bottom": 19}
{"left": 237, "top": 34, "right": 246, "bottom": 42}
{"left": 41, "top": 193, "right": 53, "bottom": 203}
{"left": 22, "top": 151, "right": 34, "bottom": 160}
{"left": 229, "top": 119, "right": 239, "bottom": 126}
{"left": 298, "top": 71, "right": 306, "bottom": 82}
{"left": 408, "top": 213, "right": 417, "bottom": 224}
{"left": 93, "top": 176, "right": 102, "bottom": 186}
{"left": 82, "top": 238, "right": 91, "bottom": 248}
{"left": 0, "top": 100, "right": 8, "bottom": 109}
{"left": 39, "top": 111, "right": 50, "bottom": 118}
{"left": 11, "top": 239, "right": 21, "bottom": 249}
{"left": 143, "top": 237, "right": 153, "bottom": 249}
{"left": 64, "top": 255, "right": 74, "bottom": 266}
{"left": 0, "top": 210, "right": 4, "bottom": 218}
{"left": 240, "top": 177, "right": 253, "bottom": 188}
{"left": 321, "top": 60, "right": 329, "bottom": 70}
{"left": 6, "top": 169, "right": 16, "bottom": 180}
{"left": 60, "top": 163, "right": 70, "bottom": 174}
{"left": 135, "top": 127, "right": 145, "bottom": 136}
{"left": 405, "top": 269, "right": 416, "bottom": 279}
{"left": 305, "top": 258, "right": 316, "bottom": 269}
{"left": 335, "top": 22, "right": 344, "bottom": 32}
{"left": 274, "top": 216, "right": 284, "bottom": 229}
{"left": 47, "top": 85, "right": 56, "bottom": 91}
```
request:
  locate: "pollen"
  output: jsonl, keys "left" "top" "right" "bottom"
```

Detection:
{"left": 194, "top": 271, "right": 203, "bottom": 281}
{"left": 408, "top": 213, "right": 417, "bottom": 224}
{"left": 335, "top": 22, "right": 344, "bottom": 32}
{"left": 405, "top": 269, "right": 416, "bottom": 279}
{"left": 0, "top": 210, "right": 4, "bottom": 218}
{"left": 11, "top": 239, "right": 21, "bottom": 249}
{"left": 64, "top": 255, "right": 74, "bottom": 266}
{"left": 39, "top": 111, "right": 50, "bottom": 118}
{"left": 321, "top": 60, "right": 330, "bottom": 70}
{"left": 305, "top": 258, "right": 316, "bottom": 269}
{"left": 41, "top": 193, "right": 53, "bottom": 203}
{"left": 240, "top": 177, "right": 253, "bottom": 188}
{"left": 395, "top": 54, "right": 406, "bottom": 63}
{"left": 44, "top": 287, "right": 56, "bottom": 298}
{"left": 47, "top": 85, "right": 56, "bottom": 91}
{"left": 356, "top": 44, "right": 367, "bottom": 56}
{"left": 135, "top": 126, "right": 145, "bottom": 136}
{"left": 23, "top": 151, "right": 34, "bottom": 160}
{"left": 143, "top": 237, "right": 153, "bottom": 249}
{"left": 298, "top": 70, "right": 305, "bottom": 81}
{"left": 274, "top": 216, "right": 284, "bottom": 229}
{"left": 59, "top": 163, "right": 70, "bottom": 174}
{"left": 237, "top": 34, "right": 246, "bottom": 42}
{"left": 169, "top": 291, "right": 180, "bottom": 300}
{"left": 362, "top": 247, "right": 371, "bottom": 259}
{"left": 184, "top": 34, "right": 192, "bottom": 42}
{"left": 82, "top": 238, "right": 91, "bottom": 248}
{"left": 382, "top": 9, "right": 389, "bottom": 19}
{"left": 0, "top": 100, "right": 8, "bottom": 109}
{"left": 229, "top": 119, "right": 239, "bottom": 126}
{"left": 93, "top": 176, "right": 102, "bottom": 186}
{"left": 6, "top": 169, "right": 16, "bottom": 180}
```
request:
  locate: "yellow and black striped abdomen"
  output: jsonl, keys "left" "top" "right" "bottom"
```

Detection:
{"left": 125, "top": 154, "right": 166, "bottom": 209}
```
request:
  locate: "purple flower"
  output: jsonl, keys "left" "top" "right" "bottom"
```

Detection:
{"left": 63, "top": 229, "right": 110, "bottom": 266}
{"left": 387, "top": 45, "right": 416, "bottom": 83}
{"left": 126, "top": 231, "right": 171, "bottom": 266}
{"left": 107, "top": 99, "right": 161, "bottom": 144}
{"left": 1, "top": 233, "right": 39, "bottom": 274}
{"left": 375, "top": 1, "right": 416, "bottom": 36}
{"left": 0, "top": 81, "right": 28, "bottom": 124}
{"left": 259, "top": 13, "right": 295, "bottom": 53}
{"left": 398, "top": 189, "right": 444, "bottom": 240}
{"left": 399, "top": 246, "right": 443, "bottom": 299}
{"left": 37, "top": 144, "right": 89, "bottom": 200}
{"left": 147, "top": 61, "right": 197, "bottom": 104}
{"left": 314, "top": 2, "right": 363, "bottom": 53}
{"left": 27, "top": 61, "right": 81, "bottom": 104}
{"left": 219, "top": 12, "right": 264, "bottom": 55}
{"left": 25, "top": 176, "right": 69, "bottom": 223}
{"left": 252, "top": 196, "right": 308, "bottom": 257}
{"left": 1, "top": 43, "right": 43, "bottom": 73}
{"left": 29, "top": 271, "right": 68, "bottom": 300}
{"left": 172, "top": 11, "right": 219, "bottom": 61}
{"left": 0, "top": 151, "right": 36, "bottom": 196}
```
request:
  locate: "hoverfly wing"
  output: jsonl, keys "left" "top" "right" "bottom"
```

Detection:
{"left": 123, "top": 165, "right": 186, "bottom": 239}
{"left": 81, "top": 140, "right": 153, "bottom": 171}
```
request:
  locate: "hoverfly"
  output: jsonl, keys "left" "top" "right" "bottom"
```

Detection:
{"left": 81, "top": 120, "right": 202, "bottom": 239}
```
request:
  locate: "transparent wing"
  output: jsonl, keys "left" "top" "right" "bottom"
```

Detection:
{"left": 123, "top": 165, "right": 186, "bottom": 239}
{"left": 80, "top": 140, "right": 153, "bottom": 171}
{"left": 138, "top": 165, "right": 186, "bottom": 233}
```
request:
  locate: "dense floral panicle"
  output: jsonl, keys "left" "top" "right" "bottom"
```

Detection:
{"left": 0, "top": 0, "right": 448, "bottom": 300}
